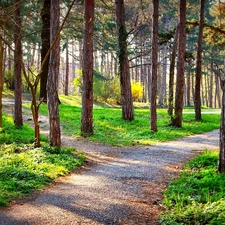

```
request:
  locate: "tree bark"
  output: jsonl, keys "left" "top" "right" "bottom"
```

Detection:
{"left": 0, "top": 37, "right": 3, "bottom": 128}
{"left": 81, "top": 0, "right": 94, "bottom": 134}
{"left": 65, "top": 39, "right": 69, "bottom": 95}
{"left": 115, "top": 0, "right": 134, "bottom": 121}
{"left": 150, "top": 0, "right": 159, "bottom": 132}
{"left": 14, "top": 0, "right": 23, "bottom": 127}
{"left": 168, "top": 26, "right": 179, "bottom": 116}
{"left": 195, "top": 0, "right": 205, "bottom": 121}
{"left": 209, "top": 66, "right": 213, "bottom": 108}
{"left": 171, "top": 0, "right": 186, "bottom": 127}
{"left": 218, "top": 74, "right": 225, "bottom": 173}
{"left": 40, "top": 0, "right": 50, "bottom": 102}
{"left": 186, "top": 70, "right": 191, "bottom": 106}
{"left": 47, "top": 0, "right": 61, "bottom": 147}
{"left": 158, "top": 48, "right": 167, "bottom": 106}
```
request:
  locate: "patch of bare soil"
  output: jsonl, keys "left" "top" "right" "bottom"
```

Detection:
{"left": 0, "top": 102, "right": 219, "bottom": 224}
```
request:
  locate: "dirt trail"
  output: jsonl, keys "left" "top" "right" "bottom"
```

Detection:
{"left": 0, "top": 101, "right": 220, "bottom": 224}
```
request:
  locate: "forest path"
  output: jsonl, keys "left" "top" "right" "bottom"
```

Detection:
{"left": 0, "top": 101, "right": 220, "bottom": 224}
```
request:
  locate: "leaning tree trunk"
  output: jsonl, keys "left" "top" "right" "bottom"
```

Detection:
{"left": 150, "top": 0, "right": 159, "bottom": 132}
{"left": 115, "top": 0, "right": 134, "bottom": 121}
{"left": 47, "top": 0, "right": 61, "bottom": 147}
{"left": 40, "top": 0, "right": 50, "bottom": 102}
{"left": 14, "top": 0, "right": 23, "bottom": 127}
{"left": 81, "top": 0, "right": 94, "bottom": 134}
{"left": 194, "top": 0, "right": 205, "bottom": 121}
{"left": 171, "top": 0, "right": 186, "bottom": 127}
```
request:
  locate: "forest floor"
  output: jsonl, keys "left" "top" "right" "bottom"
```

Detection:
{"left": 0, "top": 100, "right": 220, "bottom": 224}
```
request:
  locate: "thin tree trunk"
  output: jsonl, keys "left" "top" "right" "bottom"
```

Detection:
{"left": 218, "top": 57, "right": 225, "bottom": 172}
{"left": 201, "top": 78, "right": 204, "bottom": 106}
{"left": 195, "top": 0, "right": 205, "bottom": 120}
{"left": 171, "top": 0, "right": 186, "bottom": 127}
{"left": 216, "top": 75, "right": 221, "bottom": 108}
{"left": 150, "top": 0, "right": 159, "bottom": 132}
{"left": 65, "top": 39, "right": 69, "bottom": 95}
{"left": 186, "top": 70, "right": 191, "bottom": 106}
{"left": 0, "top": 37, "right": 3, "bottom": 127}
{"left": 209, "top": 67, "right": 213, "bottom": 108}
{"left": 81, "top": 0, "right": 94, "bottom": 134}
{"left": 14, "top": 0, "right": 23, "bottom": 127}
{"left": 204, "top": 73, "right": 208, "bottom": 107}
{"left": 168, "top": 26, "right": 179, "bottom": 116}
{"left": 47, "top": 0, "right": 61, "bottom": 147}
{"left": 159, "top": 48, "right": 167, "bottom": 106}
{"left": 115, "top": 0, "right": 134, "bottom": 121}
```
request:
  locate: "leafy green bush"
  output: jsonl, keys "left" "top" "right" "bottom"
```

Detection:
{"left": 73, "top": 69, "right": 121, "bottom": 104}
{"left": 160, "top": 150, "right": 225, "bottom": 225}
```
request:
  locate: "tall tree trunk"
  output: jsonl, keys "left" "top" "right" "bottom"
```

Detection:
{"left": 194, "top": 0, "right": 205, "bottom": 120}
{"left": 81, "top": 0, "right": 94, "bottom": 134}
{"left": 150, "top": 0, "right": 159, "bottom": 132}
{"left": 186, "top": 69, "right": 191, "bottom": 106}
{"left": 209, "top": 66, "right": 213, "bottom": 108}
{"left": 65, "top": 38, "right": 69, "bottom": 95}
{"left": 171, "top": 0, "right": 186, "bottom": 127}
{"left": 218, "top": 62, "right": 225, "bottom": 173}
{"left": 204, "top": 73, "right": 208, "bottom": 107}
{"left": 47, "top": 0, "right": 61, "bottom": 147}
{"left": 7, "top": 46, "right": 14, "bottom": 89}
{"left": 216, "top": 74, "right": 221, "bottom": 108}
{"left": 40, "top": 0, "right": 50, "bottom": 102}
{"left": 14, "top": 0, "right": 23, "bottom": 127}
{"left": 115, "top": 0, "right": 134, "bottom": 121}
{"left": 158, "top": 48, "right": 167, "bottom": 106}
{"left": 0, "top": 37, "right": 3, "bottom": 128}
{"left": 168, "top": 26, "right": 179, "bottom": 116}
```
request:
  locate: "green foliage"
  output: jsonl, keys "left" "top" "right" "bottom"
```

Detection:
{"left": 0, "top": 144, "right": 85, "bottom": 206}
{"left": 160, "top": 150, "right": 225, "bottom": 225}
{"left": 73, "top": 70, "right": 82, "bottom": 96}
{"left": 0, "top": 114, "right": 47, "bottom": 144}
{"left": 131, "top": 82, "right": 143, "bottom": 102}
{"left": 94, "top": 75, "right": 121, "bottom": 103}
{"left": 4, "top": 69, "right": 14, "bottom": 89}
{"left": 73, "top": 70, "right": 121, "bottom": 104}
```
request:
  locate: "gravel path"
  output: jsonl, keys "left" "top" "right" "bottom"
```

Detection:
{"left": 1, "top": 102, "right": 220, "bottom": 224}
{"left": 0, "top": 130, "right": 219, "bottom": 224}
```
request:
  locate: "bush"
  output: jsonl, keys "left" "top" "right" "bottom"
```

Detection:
{"left": 131, "top": 82, "right": 143, "bottom": 102}
{"left": 73, "top": 69, "right": 121, "bottom": 104}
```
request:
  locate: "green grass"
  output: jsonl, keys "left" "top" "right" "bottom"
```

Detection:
{"left": 159, "top": 150, "right": 225, "bottom": 225}
{"left": 0, "top": 114, "right": 48, "bottom": 144}
{"left": 0, "top": 113, "right": 85, "bottom": 206}
{"left": 33, "top": 101, "right": 220, "bottom": 146}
